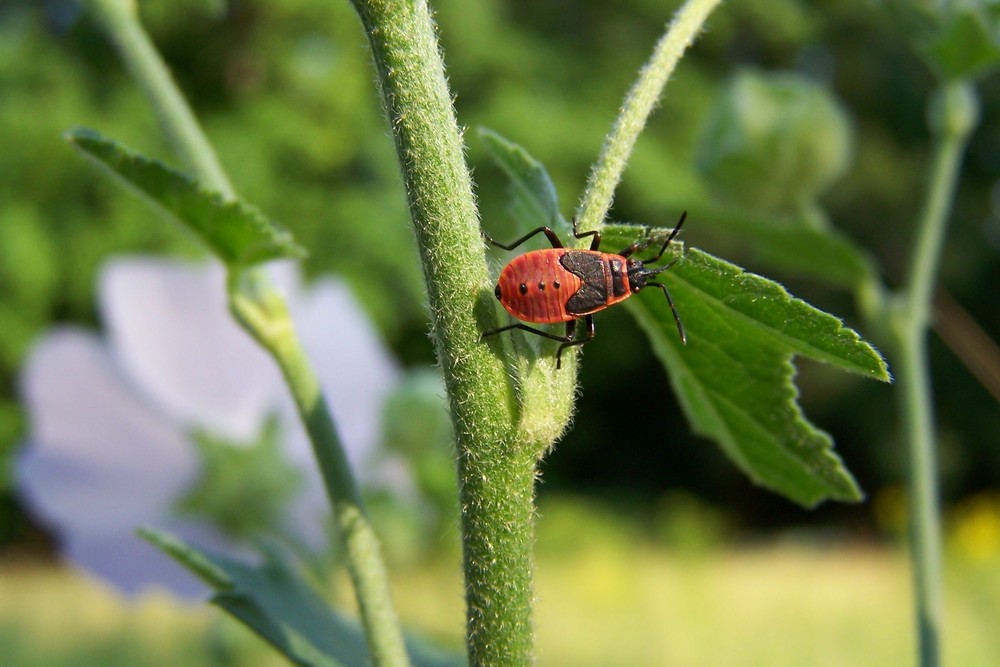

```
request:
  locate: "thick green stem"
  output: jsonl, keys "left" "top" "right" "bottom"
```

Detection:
{"left": 891, "top": 80, "right": 977, "bottom": 667}
{"left": 230, "top": 281, "right": 410, "bottom": 666}
{"left": 85, "top": 0, "right": 235, "bottom": 198}
{"left": 575, "top": 0, "right": 723, "bottom": 233}
{"left": 346, "top": 1, "right": 535, "bottom": 664}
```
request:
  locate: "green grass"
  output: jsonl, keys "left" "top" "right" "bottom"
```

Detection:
{"left": 2, "top": 538, "right": 997, "bottom": 666}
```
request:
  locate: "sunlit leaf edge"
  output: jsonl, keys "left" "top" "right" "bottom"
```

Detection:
{"left": 66, "top": 127, "right": 305, "bottom": 267}
{"left": 600, "top": 224, "right": 887, "bottom": 505}
{"left": 605, "top": 224, "right": 890, "bottom": 382}
{"left": 630, "top": 295, "right": 863, "bottom": 506}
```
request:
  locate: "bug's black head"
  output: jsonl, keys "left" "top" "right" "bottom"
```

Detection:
{"left": 627, "top": 256, "right": 687, "bottom": 345}
{"left": 628, "top": 255, "right": 682, "bottom": 292}
{"left": 494, "top": 283, "right": 502, "bottom": 300}
{"left": 627, "top": 257, "right": 651, "bottom": 292}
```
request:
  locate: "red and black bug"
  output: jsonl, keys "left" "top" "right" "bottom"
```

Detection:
{"left": 481, "top": 212, "right": 687, "bottom": 368}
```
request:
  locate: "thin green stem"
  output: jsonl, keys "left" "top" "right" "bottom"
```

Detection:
{"left": 575, "top": 0, "right": 723, "bottom": 233}
{"left": 905, "top": 83, "right": 977, "bottom": 320}
{"left": 894, "top": 331, "right": 942, "bottom": 667}
{"left": 85, "top": 0, "right": 235, "bottom": 198}
{"left": 230, "top": 280, "right": 409, "bottom": 666}
{"left": 346, "top": 1, "right": 535, "bottom": 665}
{"left": 891, "top": 80, "right": 978, "bottom": 667}
{"left": 86, "top": 1, "right": 410, "bottom": 663}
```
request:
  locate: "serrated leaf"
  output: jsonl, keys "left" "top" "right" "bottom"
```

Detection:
{"left": 66, "top": 128, "right": 304, "bottom": 267}
{"left": 140, "top": 528, "right": 464, "bottom": 667}
{"left": 478, "top": 127, "right": 562, "bottom": 230}
{"left": 603, "top": 224, "right": 890, "bottom": 507}
{"left": 477, "top": 131, "right": 887, "bottom": 505}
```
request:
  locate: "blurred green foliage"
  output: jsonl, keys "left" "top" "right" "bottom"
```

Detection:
{"left": 697, "top": 68, "right": 852, "bottom": 212}
{"left": 1, "top": 0, "right": 998, "bottom": 549}
{"left": 177, "top": 416, "right": 304, "bottom": 540}
{"left": 369, "top": 370, "right": 460, "bottom": 565}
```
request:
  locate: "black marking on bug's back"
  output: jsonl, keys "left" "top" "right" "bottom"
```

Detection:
{"left": 609, "top": 258, "right": 627, "bottom": 297}
{"left": 559, "top": 252, "right": 609, "bottom": 315}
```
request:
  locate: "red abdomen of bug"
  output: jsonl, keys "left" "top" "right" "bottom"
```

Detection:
{"left": 496, "top": 249, "right": 635, "bottom": 323}
{"left": 496, "top": 249, "right": 582, "bottom": 323}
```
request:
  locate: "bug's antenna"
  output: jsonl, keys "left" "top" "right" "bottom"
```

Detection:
{"left": 641, "top": 211, "right": 687, "bottom": 344}
{"left": 645, "top": 211, "right": 687, "bottom": 264}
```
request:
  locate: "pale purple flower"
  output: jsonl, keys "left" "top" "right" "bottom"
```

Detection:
{"left": 17, "top": 257, "right": 399, "bottom": 597}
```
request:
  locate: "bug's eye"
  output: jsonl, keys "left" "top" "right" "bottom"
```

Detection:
{"left": 494, "top": 284, "right": 502, "bottom": 300}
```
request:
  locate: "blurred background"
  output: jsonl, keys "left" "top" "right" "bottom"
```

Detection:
{"left": 1, "top": 0, "right": 998, "bottom": 665}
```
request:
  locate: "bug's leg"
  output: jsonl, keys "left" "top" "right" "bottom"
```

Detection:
{"left": 643, "top": 210, "right": 687, "bottom": 263}
{"left": 481, "top": 321, "right": 576, "bottom": 344}
{"left": 645, "top": 281, "right": 686, "bottom": 345}
{"left": 483, "top": 226, "right": 565, "bottom": 251}
{"left": 618, "top": 235, "right": 655, "bottom": 258}
{"left": 570, "top": 216, "right": 602, "bottom": 251}
{"left": 618, "top": 211, "right": 686, "bottom": 259}
{"left": 482, "top": 321, "right": 587, "bottom": 369}
{"left": 555, "top": 315, "right": 596, "bottom": 368}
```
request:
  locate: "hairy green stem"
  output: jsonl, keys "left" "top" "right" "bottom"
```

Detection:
{"left": 230, "top": 280, "right": 410, "bottom": 666}
{"left": 86, "top": 1, "right": 410, "bottom": 663}
{"left": 575, "top": 0, "right": 723, "bottom": 233}
{"left": 891, "top": 80, "right": 977, "bottom": 667}
{"left": 346, "top": 1, "right": 536, "bottom": 664}
{"left": 85, "top": 0, "right": 235, "bottom": 198}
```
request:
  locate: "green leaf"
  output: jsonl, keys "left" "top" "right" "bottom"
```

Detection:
{"left": 66, "top": 127, "right": 304, "bottom": 267}
{"left": 478, "top": 127, "right": 564, "bottom": 231}
{"left": 140, "top": 528, "right": 464, "bottom": 667}
{"left": 924, "top": 5, "right": 1000, "bottom": 81}
{"left": 604, "top": 224, "right": 890, "bottom": 507}
{"left": 476, "top": 130, "right": 886, "bottom": 505}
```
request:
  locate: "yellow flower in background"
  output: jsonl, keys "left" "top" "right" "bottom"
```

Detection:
{"left": 949, "top": 493, "right": 1000, "bottom": 563}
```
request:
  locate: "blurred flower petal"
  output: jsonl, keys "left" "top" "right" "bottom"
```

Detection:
{"left": 21, "top": 329, "right": 197, "bottom": 502}
{"left": 100, "top": 258, "right": 282, "bottom": 442}
{"left": 291, "top": 278, "right": 400, "bottom": 471}
{"left": 61, "top": 526, "right": 213, "bottom": 598}
{"left": 18, "top": 256, "right": 403, "bottom": 597}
